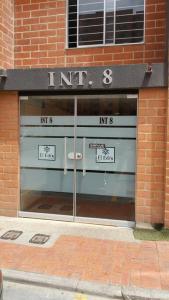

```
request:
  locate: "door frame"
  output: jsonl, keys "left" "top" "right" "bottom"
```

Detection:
{"left": 19, "top": 94, "right": 137, "bottom": 228}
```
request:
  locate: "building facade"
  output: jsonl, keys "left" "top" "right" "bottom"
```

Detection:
{"left": 0, "top": 0, "right": 168, "bottom": 227}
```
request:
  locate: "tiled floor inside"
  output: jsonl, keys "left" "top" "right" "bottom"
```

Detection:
{"left": 22, "top": 192, "right": 135, "bottom": 221}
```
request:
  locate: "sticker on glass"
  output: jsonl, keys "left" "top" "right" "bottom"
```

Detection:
{"left": 38, "top": 145, "right": 56, "bottom": 161}
{"left": 96, "top": 147, "right": 115, "bottom": 163}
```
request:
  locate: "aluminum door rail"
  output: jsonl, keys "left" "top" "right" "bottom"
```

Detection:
{"left": 64, "top": 137, "right": 67, "bottom": 175}
{"left": 83, "top": 137, "right": 86, "bottom": 176}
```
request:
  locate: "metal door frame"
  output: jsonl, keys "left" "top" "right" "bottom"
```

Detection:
{"left": 19, "top": 94, "right": 137, "bottom": 228}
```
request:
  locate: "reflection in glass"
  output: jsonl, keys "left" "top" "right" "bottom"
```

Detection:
{"left": 115, "top": 0, "right": 144, "bottom": 44}
{"left": 79, "top": 0, "right": 104, "bottom": 46}
{"left": 105, "top": 0, "right": 114, "bottom": 44}
{"left": 68, "top": 0, "right": 144, "bottom": 47}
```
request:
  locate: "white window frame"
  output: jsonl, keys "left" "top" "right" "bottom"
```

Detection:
{"left": 66, "top": 0, "right": 145, "bottom": 49}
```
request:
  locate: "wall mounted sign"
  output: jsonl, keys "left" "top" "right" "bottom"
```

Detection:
{"left": 96, "top": 147, "right": 115, "bottom": 163}
{"left": 38, "top": 145, "right": 56, "bottom": 161}
{"left": 48, "top": 69, "right": 113, "bottom": 88}
{"left": 1, "top": 63, "right": 165, "bottom": 91}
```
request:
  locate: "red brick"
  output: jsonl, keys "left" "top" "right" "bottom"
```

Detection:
{"left": 14, "top": 0, "right": 166, "bottom": 68}
{"left": 0, "top": 0, "right": 14, "bottom": 69}
{"left": 0, "top": 1, "right": 168, "bottom": 227}
{"left": 136, "top": 88, "right": 166, "bottom": 225}
{"left": 0, "top": 92, "right": 19, "bottom": 216}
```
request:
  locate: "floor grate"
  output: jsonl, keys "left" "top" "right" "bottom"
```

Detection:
{"left": 0, "top": 230, "right": 23, "bottom": 240}
{"left": 29, "top": 234, "right": 50, "bottom": 245}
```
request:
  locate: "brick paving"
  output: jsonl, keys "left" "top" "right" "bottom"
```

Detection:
{"left": 0, "top": 235, "right": 169, "bottom": 291}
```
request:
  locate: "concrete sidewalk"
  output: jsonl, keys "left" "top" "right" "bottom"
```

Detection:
{"left": 0, "top": 217, "right": 169, "bottom": 299}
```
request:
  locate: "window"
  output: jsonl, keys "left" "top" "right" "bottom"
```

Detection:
{"left": 68, "top": 0, "right": 144, "bottom": 48}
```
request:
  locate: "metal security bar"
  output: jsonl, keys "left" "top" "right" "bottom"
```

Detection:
{"left": 68, "top": 0, "right": 144, "bottom": 48}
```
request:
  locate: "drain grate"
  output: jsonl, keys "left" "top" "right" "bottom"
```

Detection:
{"left": 0, "top": 230, "right": 23, "bottom": 240}
{"left": 38, "top": 204, "right": 53, "bottom": 210}
{"left": 29, "top": 234, "right": 50, "bottom": 245}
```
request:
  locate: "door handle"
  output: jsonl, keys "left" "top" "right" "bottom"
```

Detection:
{"left": 83, "top": 137, "right": 86, "bottom": 176}
{"left": 64, "top": 137, "right": 67, "bottom": 175}
{"left": 68, "top": 152, "right": 83, "bottom": 160}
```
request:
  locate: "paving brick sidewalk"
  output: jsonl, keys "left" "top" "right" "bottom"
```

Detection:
{"left": 0, "top": 233, "right": 169, "bottom": 292}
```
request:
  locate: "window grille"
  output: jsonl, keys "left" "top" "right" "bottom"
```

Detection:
{"left": 68, "top": 0, "right": 144, "bottom": 48}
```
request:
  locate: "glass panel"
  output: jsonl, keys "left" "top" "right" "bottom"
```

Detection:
{"left": 115, "top": 0, "right": 144, "bottom": 44}
{"left": 105, "top": 0, "right": 115, "bottom": 44}
{"left": 69, "top": 0, "right": 144, "bottom": 48}
{"left": 76, "top": 95, "right": 137, "bottom": 221}
{"left": 78, "top": 0, "right": 104, "bottom": 46}
{"left": 77, "top": 96, "right": 137, "bottom": 115}
{"left": 68, "top": 0, "right": 77, "bottom": 48}
{"left": 20, "top": 97, "right": 75, "bottom": 217}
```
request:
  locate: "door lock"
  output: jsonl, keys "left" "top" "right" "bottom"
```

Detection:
{"left": 68, "top": 152, "right": 83, "bottom": 160}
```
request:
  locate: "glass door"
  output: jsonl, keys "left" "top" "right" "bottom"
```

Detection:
{"left": 20, "top": 96, "right": 75, "bottom": 220}
{"left": 20, "top": 94, "right": 137, "bottom": 225}
{"left": 75, "top": 95, "right": 137, "bottom": 224}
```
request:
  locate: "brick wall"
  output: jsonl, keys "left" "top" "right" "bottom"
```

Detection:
{"left": 0, "top": 92, "right": 19, "bottom": 217}
{"left": 0, "top": 90, "right": 167, "bottom": 223}
{"left": 0, "top": 0, "right": 14, "bottom": 69}
{"left": 0, "top": 0, "right": 167, "bottom": 225}
{"left": 136, "top": 88, "right": 167, "bottom": 225}
{"left": 165, "top": 91, "right": 169, "bottom": 227}
{"left": 14, "top": 0, "right": 167, "bottom": 68}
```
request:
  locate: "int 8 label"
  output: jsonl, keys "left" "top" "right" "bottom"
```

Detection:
{"left": 103, "top": 69, "right": 113, "bottom": 85}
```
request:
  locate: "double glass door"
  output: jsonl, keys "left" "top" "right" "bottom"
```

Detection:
{"left": 20, "top": 95, "right": 137, "bottom": 225}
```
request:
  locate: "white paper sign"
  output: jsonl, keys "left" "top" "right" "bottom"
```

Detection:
{"left": 96, "top": 147, "right": 115, "bottom": 163}
{"left": 38, "top": 145, "right": 56, "bottom": 161}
